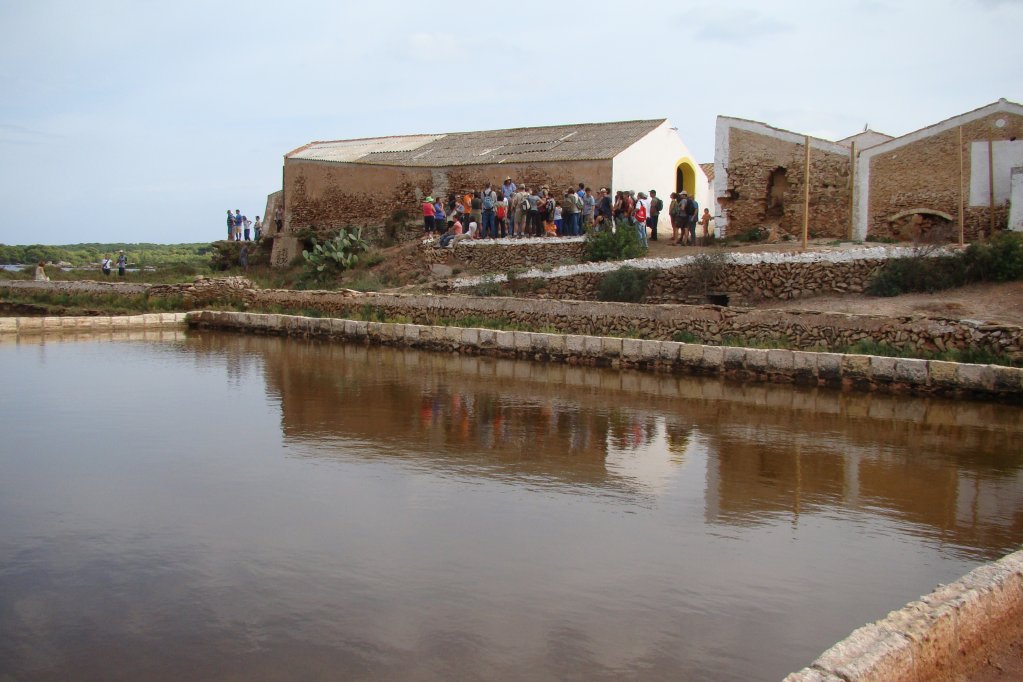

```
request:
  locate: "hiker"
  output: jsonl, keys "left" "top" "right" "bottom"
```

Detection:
{"left": 101, "top": 255, "right": 112, "bottom": 276}
{"left": 117, "top": 251, "right": 127, "bottom": 277}
{"left": 669, "top": 192, "right": 682, "bottom": 243}
{"left": 226, "top": 210, "right": 234, "bottom": 240}
{"left": 243, "top": 215, "right": 252, "bottom": 241}
{"left": 233, "top": 210, "right": 243, "bottom": 240}
{"left": 495, "top": 191, "right": 508, "bottom": 238}
{"left": 648, "top": 189, "right": 663, "bottom": 241}
{"left": 253, "top": 216, "right": 262, "bottom": 240}
{"left": 595, "top": 188, "right": 613, "bottom": 231}
{"left": 581, "top": 187, "right": 595, "bottom": 233}
{"left": 634, "top": 192, "right": 649, "bottom": 247}
{"left": 481, "top": 183, "right": 497, "bottom": 238}
{"left": 422, "top": 195, "right": 436, "bottom": 234}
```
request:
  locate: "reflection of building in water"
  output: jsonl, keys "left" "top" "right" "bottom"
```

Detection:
{"left": 185, "top": 332, "right": 1023, "bottom": 554}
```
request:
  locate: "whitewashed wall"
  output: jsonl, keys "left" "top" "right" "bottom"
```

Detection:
{"left": 611, "top": 120, "right": 709, "bottom": 214}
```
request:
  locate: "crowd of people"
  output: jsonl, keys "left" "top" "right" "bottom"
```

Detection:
{"left": 424, "top": 177, "right": 715, "bottom": 247}
{"left": 224, "top": 207, "right": 285, "bottom": 242}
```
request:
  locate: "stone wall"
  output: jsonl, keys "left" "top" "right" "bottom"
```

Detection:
{"left": 0, "top": 312, "right": 188, "bottom": 335}
{"left": 424, "top": 237, "right": 587, "bottom": 273}
{"left": 721, "top": 126, "right": 853, "bottom": 238}
{"left": 785, "top": 548, "right": 1023, "bottom": 681}
{"left": 187, "top": 311, "right": 1023, "bottom": 400}
{"left": 866, "top": 111, "right": 1023, "bottom": 241}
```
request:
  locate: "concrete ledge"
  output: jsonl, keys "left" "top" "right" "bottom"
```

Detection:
{"left": 785, "top": 548, "right": 1023, "bottom": 682}
{"left": 1, "top": 314, "right": 189, "bottom": 335}
{"left": 181, "top": 312, "right": 1023, "bottom": 401}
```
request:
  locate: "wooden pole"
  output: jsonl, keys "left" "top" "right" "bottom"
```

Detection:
{"left": 802, "top": 135, "right": 811, "bottom": 250}
{"left": 988, "top": 139, "right": 996, "bottom": 237}
{"left": 848, "top": 141, "right": 856, "bottom": 241}
{"left": 958, "top": 126, "right": 965, "bottom": 246}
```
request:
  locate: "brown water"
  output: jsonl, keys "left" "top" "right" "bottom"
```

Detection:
{"left": 1, "top": 331, "right": 1021, "bottom": 681}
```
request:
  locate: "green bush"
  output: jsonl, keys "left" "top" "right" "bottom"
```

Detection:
{"left": 597, "top": 266, "right": 650, "bottom": 302}
{"left": 471, "top": 275, "right": 503, "bottom": 297}
{"left": 302, "top": 228, "right": 369, "bottom": 278}
{"left": 963, "top": 231, "right": 1023, "bottom": 282}
{"left": 584, "top": 224, "right": 645, "bottom": 262}
{"left": 866, "top": 255, "right": 967, "bottom": 297}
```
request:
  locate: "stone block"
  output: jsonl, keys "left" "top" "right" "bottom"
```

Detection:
{"left": 928, "top": 360, "right": 959, "bottom": 388}
{"left": 868, "top": 355, "right": 896, "bottom": 383}
{"left": 495, "top": 330, "right": 515, "bottom": 349}
{"left": 745, "top": 348, "right": 769, "bottom": 370}
{"left": 42, "top": 316, "right": 63, "bottom": 330}
{"left": 723, "top": 346, "right": 746, "bottom": 370}
{"left": 955, "top": 363, "right": 995, "bottom": 392}
{"left": 404, "top": 324, "right": 422, "bottom": 342}
{"left": 514, "top": 331, "right": 533, "bottom": 350}
{"left": 894, "top": 358, "right": 928, "bottom": 385}
{"left": 992, "top": 365, "right": 1023, "bottom": 393}
{"left": 814, "top": 624, "right": 914, "bottom": 682}
{"left": 443, "top": 325, "right": 462, "bottom": 343}
{"left": 585, "top": 335, "right": 604, "bottom": 356}
{"left": 0, "top": 318, "right": 16, "bottom": 334}
{"left": 639, "top": 340, "right": 662, "bottom": 361}
{"left": 622, "top": 338, "right": 643, "bottom": 360}
{"left": 679, "top": 343, "right": 703, "bottom": 366}
{"left": 841, "top": 354, "right": 871, "bottom": 380}
{"left": 817, "top": 353, "right": 843, "bottom": 381}
{"left": 702, "top": 345, "right": 724, "bottom": 368}
{"left": 767, "top": 349, "right": 794, "bottom": 372}
{"left": 312, "top": 318, "right": 332, "bottom": 335}
{"left": 142, "top": 313, "right": 162, "bottom": 326}
{"left": 544, "top": 333, "right": 566, "bottom": 354}
{"left": 565, "top": 335, "right": 585, "bottom": 353}
{"left": 387, "top": 323, "right": 404, "bottom": 340}
{"left": 110, "top": 316, "right": 129, "bottom": 328}
{"left": 659, "top": 341, "right": 682, "bottom": 361}
{"left": 782, "top": 669, "right": 845, "bottom": 682}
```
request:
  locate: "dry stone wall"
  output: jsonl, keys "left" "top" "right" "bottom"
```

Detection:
{"left": 423, "top": 237, "right": 587, "bottom": 273}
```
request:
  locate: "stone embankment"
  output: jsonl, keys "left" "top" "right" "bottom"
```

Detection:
{"left": 186, "top": 311, "right": 1023, "bottom": 400}
{"left": 421, "top": 235, "right": 586, "bottom": 272}
{"left": 785, "top": 548, "right": 1023, "bottom": 682}
{"left": 0, "top": 312, "right": 188, "bottom": 335}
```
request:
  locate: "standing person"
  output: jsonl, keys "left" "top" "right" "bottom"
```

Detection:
{"left": 513, "top": 187, "right": 528, "bottom": 238}
{"left": 495, "top": 191, "right": 508, "bottom": 238}
{"left": 253, "top": 216, "right": 263, "bottom": 240}
{"left": 502, "top": 177, "right": 517, "bottom": 232}
{"left": 553, "top": 201, "right": 564, "bottom": 235}
{"left": 226, "top": 210, "right": 234, "bottom": 240}
{"left": 469, "top": 192, "right": 483, "bottom": 235}
{"left": 562, "top": 188, "right": 579, "bottom": 236}
{"left": 700, "top": 208, "right": 713, "bottom": 243}
{"left": 242, "top": 215, "right": 252, "bottom": 241}
{"left": 595, "top": 188, "right": 613, "bottom": 231}
{"left": 453, "top": 195, "right": 466, "bottom": 227}
{"left": 422, "top": 195, "right": 436, "bottom": 235}
{"left": 634, "top": 192, "right": 649, "bottom": 247}
{"left": 668, "top": 192, "right": 681, "bottom": 243}
{"left": 101, "top": 255, "right": 112, "bottom": 276}
{"left": 581, "top": 187, "right": 595, "bottom": 233}
{"left": 682, "top": 193, "right": 699, "bottom": 246}
{"left": 274, "top": 206, "right": 283, "bottom": 234}
{"left": 116, "top": 250, "right": 127, "bottom": 277}
{"left": 481, "top": 183, "right": 497, "bottom": 238}
{"left": 233, "top": 210, "right": 243, "bottom": 240}
{"left": 433, "top": 198, "right": 446, "bottom": 231}
{"left": 678, "top": 192, "right": 694, "bottom": 245}
{"left": 526, "top": 188, "right": 541, "bottom": 237}
{"left": 648, "top": 189, "right": 663, "bottom": 241}
{"left": 34, "top": 261, "right": 49, "bottom": 282}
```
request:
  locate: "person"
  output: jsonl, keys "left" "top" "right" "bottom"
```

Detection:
{"left": 595, "top": 188, "right": 613, "bottom": 231}
{"left": 668, "top": 192, "right": 682, "bottom": 243}
{"left": 433, "top": 198, "right": 446, "bottom": 231}
{"left": 242, "top": 215, "right": 252, "bottom": 241}
{"left": 502, "top": 177, "right": 517, "bottom": 232}
{"left": 553, "top": 201, "right": 564, "bottom": 235}
{"left": 34, "top": 261, "right": 49, "bottom": 282}
{"left": 581, "top": 187, "right": 595, "bottom": 233}
{"left": 233, "top": 210, "right": 243, "bottom": 240}
{"left": 526, "top": 188, "right": 541, "bottom": 237}
{"left": 562, "top": 188, "right": 581, "bottom": 236}
{"left": 634, "top": 192, "right": 649, "bottom": 247}
{"left": 679, "top": 192, "right": 695, "bottom": 245}
{"left": 495, "top": 191, "right": 508, "bottom": 238}
{"left": 469, "top": 191, "right": 483, "bottom": 234}
{"left": 481, "top": 183, "right": 497, "bottom": 238}
{"left": 648, "top": 189, "right": 663, "bottom": 241}
{"left": 226, "top": 210, "right": 234, "bottom": 240}
{"left": 700, "top": 208, "right": 714, "bottom": 243}
{"left": 117, "top": 251, "right": 127, "bottom": 277}
{"left": 253, "top": 216, "right": 263, "bottom": 240}
{"left": 274, "top": 206, "right": 283, "bottom": 234}
{"left": 422, "top": 195, "right": 436, "bottom": 234}
{"left": 681, "top": 193, "right": 699, "bottom": 245}
{"left": 239, "top": 243, "right": 249, "bottom": 269}
{"left": 101, "top": 255, "right": 112, "bottom": 276}
{"left": 453, "top": 196, "right": 466, "bottom": 227}
{"left": 512, "top": 187, "right": 528, "bottom": 238}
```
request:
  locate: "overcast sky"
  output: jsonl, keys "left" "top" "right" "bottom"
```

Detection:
{"left": 1, "top": 0, "right": 1020, "bottom": 246}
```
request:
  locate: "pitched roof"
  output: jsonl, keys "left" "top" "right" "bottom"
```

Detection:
{"left": 287, "top": 119, "right": 667, "bottom": 167}
{"left": 700, "top": 162, "right": 715, "bottom": 183}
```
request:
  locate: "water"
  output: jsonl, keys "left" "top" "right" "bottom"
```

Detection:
{"left": 1, "top": 332, "right": 1020, "bottom": 681}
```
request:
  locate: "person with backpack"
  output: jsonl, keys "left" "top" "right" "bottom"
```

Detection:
{"left": 495, "top": 191, "right": 508, "bottom": 238}
{"left": 648, "top": 189, "right": 664, "bottom": 241}
{"left": 469, "top": 191, "right": 483, "bottom": 236}
{"left": 526, "top": 189, "right": 542, "bottom": 237}
{"left": 680, "top": 192, "right": 698, "bottom": 245}
{"left": 480, "top": 183, "right": 497, "bottom": 238}
{"left": 634, "top": 192, "right": 649, "bottom": 247}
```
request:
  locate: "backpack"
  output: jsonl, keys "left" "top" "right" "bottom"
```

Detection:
{"left": 482, "top": 190, "right": 495, "bottom": 210}
{"left": 496, "top": 203, "right": 506, "bottom": 219}
{"left": 635, "top": 202, "right": 647, "bottom": 223}
{"left": 684, "top": 198, "right": 697, "bottom": 216}
{"left": 520, "top": 197, "right": 530, "bottom": 212}
{"left": 654, "top": 197, "right": 664, "bottom": 213}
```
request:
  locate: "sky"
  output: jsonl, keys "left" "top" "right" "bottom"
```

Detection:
{"left": 1, "top": 0, "right": 1021, "bottom": 246}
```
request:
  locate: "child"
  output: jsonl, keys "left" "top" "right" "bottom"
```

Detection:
{"left": 553, "top": 202, "right": 563, "bottom": 235}
{"left": 700, "top": 208, "right": 713, "bottom": 243}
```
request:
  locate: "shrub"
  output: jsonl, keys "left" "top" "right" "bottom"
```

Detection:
{"left": 597, "top": 266, "right": 650, "bottom": 302}
{"left": 584, "top": 225, "right": 645, "bottom": 262}
{"left": 302, "top": 228, "right": 369, "bottom": 278}
{"left": 471, "top": 275, "right": 502, "bottom": 297}
{"left": 866, "top": 255, "right": 966, "bottom": 297}
{"left": 963, "top": 231, "right": 1023, "bottom": 282}
{"left": 686, "top": 252, "right": 727, "bottom": 293}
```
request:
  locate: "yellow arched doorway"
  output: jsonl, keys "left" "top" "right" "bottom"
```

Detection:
{"left": 675, "top": 158, "right": 697, "bottom": 197}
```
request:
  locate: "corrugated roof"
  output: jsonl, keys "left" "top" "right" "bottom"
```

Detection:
{"left": 287, "top": 119, "right": 666, "bottom": 167}
{"left": 700, "top": 163, "right": 715, "bottom": 183}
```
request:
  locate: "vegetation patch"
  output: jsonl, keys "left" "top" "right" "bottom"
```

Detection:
{"left": 584, "top": 226, "right": 645, "bottom": 262}
{"left": 597, "top": 266, "right": 650, "bottom": 302}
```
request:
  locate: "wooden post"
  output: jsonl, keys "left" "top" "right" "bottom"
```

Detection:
{"left": 958, "top": 126, "right": 965, "bottom": 246}
{"left": 988, "top": 139, "right": 996, "bottom": 236}
{"left": 802, "top": 135, "right": 811, "bottom": 250}
{"left": 848, "top": 141, "right": 856, "bottom": 241}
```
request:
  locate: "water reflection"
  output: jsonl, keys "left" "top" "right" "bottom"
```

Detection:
{"left": 0, "top": 331, "right": 1020, "bottom": 682}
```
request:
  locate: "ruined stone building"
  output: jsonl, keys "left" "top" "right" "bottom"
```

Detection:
{"left": 713, "top": 98, "right": 1023, "bottom": 241}
{"left": 270, "top": 119, "right": 708, "bottom": 265}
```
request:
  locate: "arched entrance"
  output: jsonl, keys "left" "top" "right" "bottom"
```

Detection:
{"left": 675, "top": 158, "right": 697, "bottom": 197}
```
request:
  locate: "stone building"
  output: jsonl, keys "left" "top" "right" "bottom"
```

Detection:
{"left": 270, "top": 119, "right": 708, "bottom": 265}
{"left": 713, "top": 98, "right": 1023, "bottom": 242}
